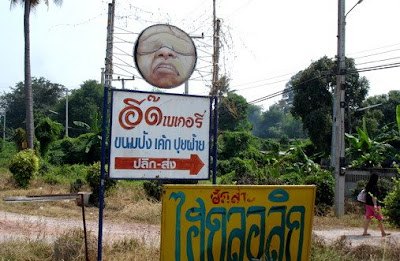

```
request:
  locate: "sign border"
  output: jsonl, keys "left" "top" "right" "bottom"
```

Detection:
{"left": 160, "top": 184, "right": 316, "bottom": 261}
{"left": 108, "top": 88, "right": 213, "bottom": 181}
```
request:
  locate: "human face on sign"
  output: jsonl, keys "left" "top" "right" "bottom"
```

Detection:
{"left": 135, "top": 25, "right": 196, "bottom": 89}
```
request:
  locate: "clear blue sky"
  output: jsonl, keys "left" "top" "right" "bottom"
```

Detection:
{"left": 1, "top": 0, "right": 399, "bottom": 109}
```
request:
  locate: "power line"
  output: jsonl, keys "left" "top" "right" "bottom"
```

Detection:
{"left": 349, "top": 62, "right": 400, "bottom": 73}
{"left": 348, "top": 42, "right": 400, "bottom": 56}
{"left": 112, "top": 55, "right": 135, "bottom": 69}
{"left": 231, "top": 72, "right": 296, "bottom": 89}
{"left": 114, "top": 26, "right": 138, "bottom": 35}
{"left": 352, "top": 48, "right": 400, "bottom": 60}
{"left": 356, "top": 56, "right": 400, "bottom": 66}
{"left": 114, "top": 35, "right": 135, "bottom": 44}
{"left": 248, "top": 76, "right": 323, "bottom": 104}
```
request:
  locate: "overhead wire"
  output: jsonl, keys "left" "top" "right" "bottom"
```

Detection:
{"left": 248, "top": 76, "right": 323, "bottom": 104}
{"left": 356, "top": 56, "right": 400, "bottom": 66}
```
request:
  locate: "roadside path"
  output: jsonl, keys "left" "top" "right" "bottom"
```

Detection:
{"left": 313, "top": 228, "right": 400, "bottom": 247}
{"left": 1, "top": 210, "right": 399, "bottom": 248}
{"left": 0, "top": 211, "right": 160, "bottom": 246}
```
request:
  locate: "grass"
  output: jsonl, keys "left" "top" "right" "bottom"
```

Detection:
{"left": 311, "top": 234, "right": 400, "bottom": 260}
{"left": 1, "top": 141, "right": 399, "bottom": 260}
{"left": 0, "top": 230, "right": 160, "bottom": 261}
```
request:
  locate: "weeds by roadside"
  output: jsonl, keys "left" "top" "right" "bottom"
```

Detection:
{"left": 311, "top": 234, "right": 400, "bottom": 260}
{"left": 0, "top": 229, "right": 159, "bottom": 261}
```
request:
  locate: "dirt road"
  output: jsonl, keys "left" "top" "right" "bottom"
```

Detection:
{"left": 1, "top": 210, "right": 399, "bottom": 248}
{"left": 0, "top": 211, "right": 160, "bottom": 247}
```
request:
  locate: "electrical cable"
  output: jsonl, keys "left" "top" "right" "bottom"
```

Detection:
{"left": 114, "top": 36, "right": 135, "bottom": 44}
{"left": 248, "top": 76, "right": 323, "bottom": 104}
{"left": 113, "top": 45, "right": 134, "bottom": 57}
{"left": 356, "top": 56, "right": 400, "bottom": 66}
{"left": 113, "top": 64, "right": 136, "bottom": 77}
{"left": 112, "top": 55, "right": 135, "bottom": 69}
{"left": 114, "top": 26, "right": 138, "bottom": 35}
{"left": 352, "top": 48, "right": 400, "bottom": 60}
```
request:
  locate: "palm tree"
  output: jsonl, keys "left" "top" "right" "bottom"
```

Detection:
{"left": 10, "top": 0, "right": 62, "bottom": 149}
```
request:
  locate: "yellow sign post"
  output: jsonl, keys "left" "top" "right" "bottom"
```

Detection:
{"left": 161, "top": 185, "right": 316, "bottom": 261}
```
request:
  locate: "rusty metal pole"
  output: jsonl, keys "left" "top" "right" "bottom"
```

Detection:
{"left": 80, "top": 193, "right": 89, "bottom": 261}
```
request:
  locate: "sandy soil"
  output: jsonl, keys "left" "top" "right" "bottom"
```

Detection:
{"left": 0, "top": 211, "right": 161, "bottom": 247}
{"left": 1, "top": 210, "right": 399, "bottom": 249}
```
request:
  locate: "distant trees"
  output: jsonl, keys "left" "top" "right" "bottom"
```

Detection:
{"left": 218, "top": 92, "right": 251, "bottom": 132}
{"left": 248, "top": 103, "right": 306, "bottom": 140}
{"left": 1, "top": 77, "right": 65, "bottom": 130}
{"left": 290, "top": 56, "right": 369, "bottom": 154}
{"left": 54, "top": 80, "right": 104, "bottom": 137}
{"left": 354, "top": 90, "right": 400, "bottom": 137}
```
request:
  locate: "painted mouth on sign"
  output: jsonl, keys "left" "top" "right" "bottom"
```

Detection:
{"left": 153, "top": 63, "right": 180, "bottom": 76}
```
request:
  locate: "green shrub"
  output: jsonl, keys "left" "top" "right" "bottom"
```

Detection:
{"left": 85, "top": 162, "right": 116, "bottom": 205}
{"left": 47, "top": 134, "right": 101, "bottom": 165}
{"left": 222, "top": 157, "right": 261, "bottom": 185}
{"left": 219, "top": 171, "right": 236, "bottom": 185}
{"left": 143, "top": 179, "right": 198, "bottom": 201}
{"left": 281, "top": 172, "right": 303, "bottom": 185}
{"left": 304, "top": 169, "right": 334, "bottom": 215}
{"left": 43, "top": 173, "right": 62, "bottom": 185}
{"left": 14, "top": 127, "right": 27, "bottom": 151}
{"left": 35, "top": 117, "right": 63, "bottom": 156}
{"left": 143, "top": 180, "right": 163, "bottom": 201}
{"left": 48, "top": 137, "right": 86, "bottom": 165}
{"left": 9, "top": 149, "right": 39, "bottom": 188}
{"left": 383, "top": 178, "right": 400, "bottom": 227}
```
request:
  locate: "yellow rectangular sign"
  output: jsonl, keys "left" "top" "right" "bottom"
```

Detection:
{"left": 161, "top": 185, "right": 316, "bottom": 261}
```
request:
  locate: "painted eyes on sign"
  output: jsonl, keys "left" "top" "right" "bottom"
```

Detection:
{"left": 137, "top": 35, "right": 195, "bottom": 57}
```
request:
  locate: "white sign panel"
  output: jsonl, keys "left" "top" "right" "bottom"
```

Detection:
{"left": 109, "top": 90, "right": 211, "bottom": 180}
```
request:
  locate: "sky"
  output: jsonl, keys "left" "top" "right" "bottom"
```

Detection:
{"left": 1, "top": 0, "right": 399, "bottom": 110}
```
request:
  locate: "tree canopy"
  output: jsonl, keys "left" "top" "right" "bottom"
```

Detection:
{"left": 290, "top": 56, "right": 369, "bottom": 154}
{"left": 1, "top": 77, "right": 65, "bottom": 130}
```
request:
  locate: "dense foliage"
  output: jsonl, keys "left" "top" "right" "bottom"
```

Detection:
{"left": 290, "top": 56, "right": 369, "bottom": 155}
{"left": 218, "top": 93, "right": 252, "bottom": 132}
{"left": 35, "top": 117, "right": 63, "bottom": 156}
{"left": 85, "top": 162, "right": 117, "bottom": 205}
{"left": 9, "top": 149, "right": 39, "bottom": 187}
{"left": 0, "top": 77, "right": 66, "bottom": 131}
{"left": 383, "top": 177, "right": 400, "bottom": 227}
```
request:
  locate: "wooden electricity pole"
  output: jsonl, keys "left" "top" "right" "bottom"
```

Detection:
{"left": 211, "top": 0, "right": 220, "bottom": 96}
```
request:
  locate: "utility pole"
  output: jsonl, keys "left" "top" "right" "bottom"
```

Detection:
{"left": 114, "top": 76, "right": 135, "bottom": 89}
{"left": 65, "top": 90, "right": 69, "bottom": 137}
{"left": 101, "top": 68, "right": 105, "bottom": 85}
{"left": 211, "top": 0, "right": 221, "bottom": 96}
{"left": 104, "top": 1, "right": 115, "bottom": 88}
{"left": 2, "top": 111, "right": 5, "bottom": 149}
{"left": 98, "top": 2, "right": 115, "bottom": 261}
{"left": 332, "top": 0, "right": 346, "bottom": 217}
{"left": 184, "top": 81, "right": 189, "bottom": 94}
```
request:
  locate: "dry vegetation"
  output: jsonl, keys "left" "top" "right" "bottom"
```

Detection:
{"left": 1, "top": 168, "right": 400, "bottom": 260}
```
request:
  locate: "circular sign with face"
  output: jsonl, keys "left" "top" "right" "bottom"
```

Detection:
{"left": 134, "top": 24, "right": 197, "bottom": 89}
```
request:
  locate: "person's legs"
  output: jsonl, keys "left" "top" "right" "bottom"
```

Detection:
{"left": 373, "top": 206, "right": 391, "bottom": 236}
{"left": 363, "top": 218, "right": 371, "bottom": 235}
{"left": 363, "top": 205, "right": 374, "bottom": 235}
{"left": 378, "top": 222, "right": 390, "bottom": 236}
